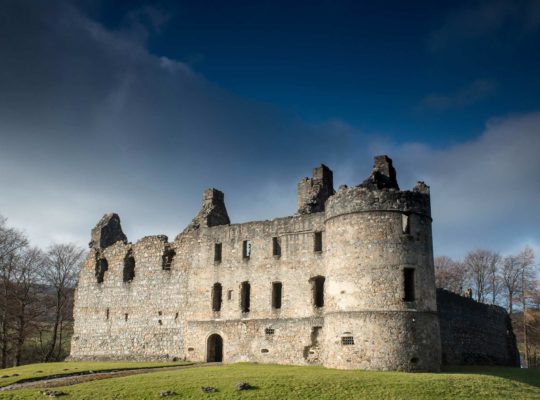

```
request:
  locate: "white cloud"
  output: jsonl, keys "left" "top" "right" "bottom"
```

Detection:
{"left": 370, "top": 112, "right": 540, "bottom": 258}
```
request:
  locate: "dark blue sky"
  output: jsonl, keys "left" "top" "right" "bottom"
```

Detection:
{"left": 93, "top": 0, "right": 540, "bottom": 146}
{"left": 0, "top": 0, "right": 539, "bottom": 259}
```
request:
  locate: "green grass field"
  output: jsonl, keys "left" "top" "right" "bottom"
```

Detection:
{"left": 0, "top": 361, "right": 188, "bottom": 388}
{"left": 0, "top": 362, "right": 539, "bottom": 399}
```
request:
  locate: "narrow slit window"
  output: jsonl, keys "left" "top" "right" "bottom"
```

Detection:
{"left": 227, "top": 290, "right": 233, "bottom": 301}
{"left": 272, "top": 282, "right": 282, "bottom": 309}
{"left": 403, "top": 268, "right": 415, "bottom": 302}
{"left": 240, "top": 281, "right": 251, "bottom": 313}
{"left": 96, "top": 258, "right": 108, "bottom": 284}
{"left": 314, "top": 231, "right": 323, "bottom": 252}
{"left": 214, "top": 243, "right": 222, "bottom": 262}
{"left": 272, "top": 237, "right": 281, "bottom": 257}
{"left": 162, "top": 247, "right": 175, "bottom": 270}
{"left": 124, "top": 313, "right": 128, "bottom": 321}
{"left": 123, "top": 251, "right": 135, "bottom": 282}
{"left": 402, "top": 213, "right": 410, "bottom": 234}
{"left": 212, "top": 282, "right": 223, "bottom": 312}
{"left": 311, "top": 276, "right": 325, "bottom": 308}
{"left": 243, "top": 240, "right": 251, "bottom": 259}
{"left": 341, "top": 336, "right": 355, "bottom": 345}
{"left": 106, "top": 308, "right": 110, "bottom": 320}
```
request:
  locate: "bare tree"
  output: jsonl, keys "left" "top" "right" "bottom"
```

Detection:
{"left": 40, "top": 243, "right": 84, "bottom": 362}
{"left": 463, "top": 249, "right": 499, "bottom": 303}
{"left": 517, "top": 246, "right": 536, "bottom": 367}
{"left": 10, "top": 247, "right": 45, "bottom": 366}
{"left": 502, "top": 255, "right": 521, "bottom": 314}
{"left": 487, "top": 252, "right": 502, "bottom": 304}
{"left": 434, "top": 256, "right": 467, "bottom": 294}
{"left": 0, "top": 216, "right": 28, "bottom": 368}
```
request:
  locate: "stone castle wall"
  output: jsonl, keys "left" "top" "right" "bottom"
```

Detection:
{"left": 70, "top": 155, "right": 509, "bottom": 371}
{"left": 437, "top": 289, "right": 520, "bottom": 366}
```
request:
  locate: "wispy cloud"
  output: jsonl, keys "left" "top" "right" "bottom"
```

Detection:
{"left": 417, "top": 79, "right": 498, "bottom": 112}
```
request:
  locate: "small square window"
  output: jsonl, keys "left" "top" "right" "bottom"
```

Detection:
{"left": 341, "top": 336, "right": 354, "bottom": 345}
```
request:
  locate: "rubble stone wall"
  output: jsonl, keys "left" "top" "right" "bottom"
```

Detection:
{"left": 437, "top": 289, "right": 520, "bottom": 366}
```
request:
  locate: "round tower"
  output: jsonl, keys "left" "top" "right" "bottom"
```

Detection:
{"left": 322, "top": 156, "right": 441, "bottom": 371}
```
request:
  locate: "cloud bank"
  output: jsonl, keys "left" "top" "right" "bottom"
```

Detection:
{"left": 0, "top": 1, "right": 538, "bottom": 260}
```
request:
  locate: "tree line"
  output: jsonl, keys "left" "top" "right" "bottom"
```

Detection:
{"left": 435, "top": 246, "right": 539, "bottom": 367}
{"left": 0, "top": 215, "right": 85, "bottom": 368}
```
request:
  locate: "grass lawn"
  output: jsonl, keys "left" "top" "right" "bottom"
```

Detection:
{"left": 0, "top": 363, "right": 538, "bottom": 399}
{"left": 0, "top": 361, "right": 189, "bottom": 388}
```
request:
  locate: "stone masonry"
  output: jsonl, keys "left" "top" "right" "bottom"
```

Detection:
{"left": 70, "top": 155, "right": 517, "bottom": 371}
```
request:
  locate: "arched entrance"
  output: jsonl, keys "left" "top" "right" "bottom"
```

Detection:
{"left": 207, "top": 334, "right": 223, "bottom": 362}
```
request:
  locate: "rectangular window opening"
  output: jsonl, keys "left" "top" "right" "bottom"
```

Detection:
{"left": 227, "top": 290, "right": 233, "bottom": 301}
{"left": 272, "top": 282, "right": 282, "bottom": 309}
{"left": 212, "top": 283, "right": 223, "bottom": 312}
{"left": 341, "top": 336, "right": 355, "bottom": 345}
{"left": 311, "top": 276, "right": 325, "bottom": 308}
{"left": 403, "top": 268, "right": 415, "bottom": 302}
{"left": 272, "top": 237, "right": 281, "bottom": 257}
{"left": 265, "top": 328, "right": 275, "bottom": 335}
{"left": 402, "top": 213, "right": 410, "bottom": 234}
{"left": 314, "top": 231, "right": 323, "bottom": 252}
{"left": 240, "top": 281, "right": 251, "bottom": 313}
{"left": 214, "top": 243, "right": 222, "bottom": 262}
{"left": 124, "top": 313, "right": 128, "bottom": 321}
{"left": 243, "top": 240, "right": 251, "bottom": 259}
{"left": 106, "top": 308, "right": 110, "bottom": 320}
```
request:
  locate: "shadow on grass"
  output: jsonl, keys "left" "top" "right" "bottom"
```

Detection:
{"left": 442, "top": 365, "right": 540, "bottom": 388}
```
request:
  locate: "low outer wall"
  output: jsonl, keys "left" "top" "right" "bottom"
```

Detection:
{"left": 437, "top": 289, "right": 520, "bottom": 366}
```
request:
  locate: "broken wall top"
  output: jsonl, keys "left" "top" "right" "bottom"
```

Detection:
{"left": 183, "top": 188, "right": 231, "bottom": 233}
{"left": 90, "top": 213, "right": 128, "bottom": 249}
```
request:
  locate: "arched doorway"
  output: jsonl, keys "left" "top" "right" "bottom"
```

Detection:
{"left": 207, "top": 334, "right": 223, "bottom": 362}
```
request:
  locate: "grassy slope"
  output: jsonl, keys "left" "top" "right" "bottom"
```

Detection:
{"left": 0, "top": 363, "right": 539, "bottom": 400}
{"left": 0, "top": 361, "right": 188, "bottom": 388}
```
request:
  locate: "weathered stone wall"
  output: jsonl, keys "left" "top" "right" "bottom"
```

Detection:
{"left": 437, "top": 289, "right": 519, "bottom": 366}
{"left": 70, "top": 155, "right": 443, "bottom": 371}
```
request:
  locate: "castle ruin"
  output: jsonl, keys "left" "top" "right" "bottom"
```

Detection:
{"left": 70, "top": 155, "right": 518, "bottom": 371}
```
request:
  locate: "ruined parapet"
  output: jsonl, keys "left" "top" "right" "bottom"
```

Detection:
{"left": 183, "top": 188, "right": 230, "bottom": 233}
{"left": 297, "top": 164, "right": 335, "bottom": 214}
{"left": 89, "top": 213, "right": 127, "bottom": 249}
{"left": 360, "top": 155, "right": 399, "bottom": 190}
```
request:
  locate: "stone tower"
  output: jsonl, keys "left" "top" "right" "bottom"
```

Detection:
{"left": 322, "top": 156, "right": 440, "bottom": 370}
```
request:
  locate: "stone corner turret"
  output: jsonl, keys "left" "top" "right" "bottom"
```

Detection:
{"left": 297, "top": 164, "right": 335, "bottom": 214}
{"left": 183, "top": 188, "right": 230, "bottom": 233}
{"left": 89, "top": 213, "right": 128, "bottom": 249}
